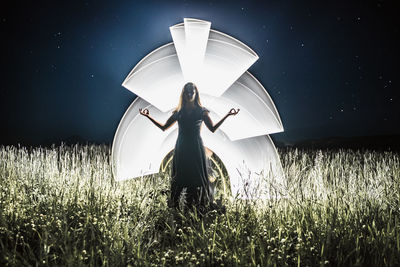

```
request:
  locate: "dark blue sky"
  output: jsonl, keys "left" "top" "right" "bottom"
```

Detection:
{"left": 1, "top": 0, "right": 398, "bottom": 146}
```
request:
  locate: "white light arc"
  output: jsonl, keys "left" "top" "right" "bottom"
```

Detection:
{"left": 113, "top": 18, "right": 285, "bottom": 199}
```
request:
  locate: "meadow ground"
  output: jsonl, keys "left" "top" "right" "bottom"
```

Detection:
{"left": 0, "top": 144, "right": 399, "bottom": 266}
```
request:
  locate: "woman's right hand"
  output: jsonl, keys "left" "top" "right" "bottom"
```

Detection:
{"left": 228, "top": 108, "right": 240, "bottom": 116}
{"left": 139, "top": 108, "right": 150, "bottom": 117}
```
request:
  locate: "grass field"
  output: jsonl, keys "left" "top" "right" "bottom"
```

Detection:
{"left": 0, "top": 144, "right": 399, "bottom": 266}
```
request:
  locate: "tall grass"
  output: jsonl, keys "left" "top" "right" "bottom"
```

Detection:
{"left": 0, "top": 144, "right": 399, "bottom": 266}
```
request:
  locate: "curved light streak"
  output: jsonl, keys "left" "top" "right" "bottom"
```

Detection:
{"left": 112, "top": 18, "right": 285, "bottom": 199}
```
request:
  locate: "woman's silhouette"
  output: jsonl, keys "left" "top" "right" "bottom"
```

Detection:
{"left": 139, "top": 82, "right": 239, "bottom": 208}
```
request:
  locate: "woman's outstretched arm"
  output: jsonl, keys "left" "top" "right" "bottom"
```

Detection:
{"left": 203, "top": 108, "right": 240, "bottom": 133}
{"left": 139, "top": 108, "right": 177, "bottom": 131}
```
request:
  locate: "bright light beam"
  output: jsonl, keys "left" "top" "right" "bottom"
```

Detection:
{"left": 113, "top": 18, "right": 285, "bottom": 199}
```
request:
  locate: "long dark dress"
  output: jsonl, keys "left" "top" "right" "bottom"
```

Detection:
{"left": 170, "top": 106, "right": 213, "bottom": 207}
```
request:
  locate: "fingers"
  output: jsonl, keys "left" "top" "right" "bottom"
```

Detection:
{"left": 139, "top": 108, "right": 149, "bottom": 116}
{"left": 229, "top": 108, "right": 240, "bottom": 115}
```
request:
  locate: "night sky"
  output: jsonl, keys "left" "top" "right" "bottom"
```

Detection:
{"left": 1, "top": 0, "right": 399, "bottom": 146}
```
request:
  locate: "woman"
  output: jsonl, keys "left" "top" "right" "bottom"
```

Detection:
{"left": 139, "top": 82, "right": 239, "bottom": 208}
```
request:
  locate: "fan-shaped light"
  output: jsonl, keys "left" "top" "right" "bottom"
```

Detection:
{"left": 113, "top": 18, "right": 285, "bottom": 199}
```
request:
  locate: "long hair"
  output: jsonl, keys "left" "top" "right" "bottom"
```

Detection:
{"left": 174, "top": 82, "right": 203, "bottom": 112}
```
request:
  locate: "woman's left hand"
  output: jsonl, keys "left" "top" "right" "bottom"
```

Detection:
{"left": 228, "top": 108, "right": 240, "bottom": 116}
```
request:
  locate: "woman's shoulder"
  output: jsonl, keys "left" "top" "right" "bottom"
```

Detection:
{"left": 171, "top": 109, "right": 180, "bottom": 119}
{"left": 201, "top": 106, "right": 210, "bottom": 113}
{"left": 200, "top": 107, "right": 210, "bottom": 120}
